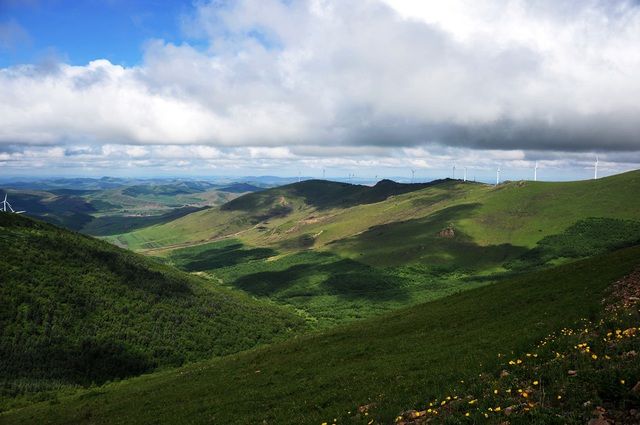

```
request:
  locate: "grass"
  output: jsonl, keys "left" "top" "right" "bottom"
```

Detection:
{"left": 165, "top": 242, "right": 495, "bottom": 327}
{"left": 80, "top": 206, "right": 208, "bottom": 236}
{"left": 3, "top": 244, "right": 639, "bottom": 424}
{"left": 393, "top": 309, "right": 640, "bottom": 424}
{"left": 109, "top": 171, "right": 640, "bottom": 261}
{"left": 157, "top": 214, "right": 640, "bottom": 328}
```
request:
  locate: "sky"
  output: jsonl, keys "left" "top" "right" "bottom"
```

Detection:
{"left": 1, "top": 0, "right": 639, "bottom": 182}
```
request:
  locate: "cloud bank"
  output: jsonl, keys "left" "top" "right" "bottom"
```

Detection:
{"left": 1, "top": 0, "right": 639, "bottom": 174}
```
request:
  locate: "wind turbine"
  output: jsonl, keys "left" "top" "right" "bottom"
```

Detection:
{"left": 1, "top": 194, "right": 25, "bottom": 214}
{"left": 534, "top": 161, "right": 539, "bottom": 182}
{"left": 463, "top": 167, "right": 467, "bottom": 182}
{"left": 411, "top": 169, "right": 415, "bottom": 184}
{"left": 322, "top": 168, "right": 326, "bottom": 179}
{"left": 594, "top": 155, "right": 599, "bottom": 180}
{"left": 452, "top": 163, "right": 456, "bottom": 180}
{"left": 496, "top": 167, "right": 501, "bottom": 186}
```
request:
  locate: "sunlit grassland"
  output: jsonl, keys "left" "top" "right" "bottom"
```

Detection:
{"left": 108, "top": 171, "right": 640, "bottom": 264}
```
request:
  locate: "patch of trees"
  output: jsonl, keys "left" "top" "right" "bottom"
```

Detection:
{"left": 0, "top": 213, "right": 306, "bottom": 405}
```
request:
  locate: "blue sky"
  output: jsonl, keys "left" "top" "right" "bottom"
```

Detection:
{"left": 0, "top": 0, "right": 192, "bottom": 67}
{"left": 1, "top": 0, "right": 639, "bottom": 180}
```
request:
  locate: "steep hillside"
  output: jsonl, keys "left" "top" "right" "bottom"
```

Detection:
{"left": 3, "top": 245, "right": 639, "bottom": 424}
{"left": 0, "top": 213, "right": 306, "bottom": 409}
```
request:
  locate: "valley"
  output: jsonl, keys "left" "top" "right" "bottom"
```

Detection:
{"left": 2, "top": 172, "right": 640, "bottom": 424}
{"left": 113, "top": 171, "right": 640, "bottom": 327}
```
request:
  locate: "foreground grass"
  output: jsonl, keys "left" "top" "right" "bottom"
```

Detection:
{"left": 392, "top": 289, "right": 640, "bottom": 424}
{"left": 4, "top": 245, "right": 640, "bottom": 424}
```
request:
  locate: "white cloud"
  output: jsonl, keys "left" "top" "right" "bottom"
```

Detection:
{"left": 1, "top": 0, "right": 640, "bottom": 175}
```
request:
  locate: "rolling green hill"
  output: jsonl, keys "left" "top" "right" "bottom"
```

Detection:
{"left": 107, "top": 178, "right": 448, "bottom": 251}
{"left": 3, "top": 244, "right": 639, "bottom": 424}
{"left": 0, "top": 213, "right": 306, "bottom": 411}
{"left": 110, "top": 171, "right": 640, "bottom": 256}
{"left": 108, "top": 171, "right": 640, "bottom": 327}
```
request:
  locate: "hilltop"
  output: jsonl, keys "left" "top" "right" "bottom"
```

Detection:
{"left": 3, "top": 244, "right": 639, "bottom": 424}
{"left": 0, "top": 213, "right": 306, "bottom": 410}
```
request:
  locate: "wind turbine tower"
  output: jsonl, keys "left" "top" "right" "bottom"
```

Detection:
{"left": 322, "top": 168, "right": 326, "bottom": 179}
{"left": 534, "top": 161, "right": 538, "bottom": 182}
{"left": 411, "top": 169, "right": 415, "bottom": 184}
{"left": 463, "top": 167, "right": 467, "bottom": 182}
{"left": 452, "top": 163, "right": 456, "bottom": 180}
{"left": 594, "top": 155, "right": 599, "bottom": 180}
{"left": 496, "top": 167, "right": 501, "bottom": 186}
{"left": 1, "top": 194, "right": 25, "bottom": 214}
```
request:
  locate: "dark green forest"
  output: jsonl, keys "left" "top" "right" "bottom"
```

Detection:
{"left": 0, "top": 213, "right": 306, "bottom": 409}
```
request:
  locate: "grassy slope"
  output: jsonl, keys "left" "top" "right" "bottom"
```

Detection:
{"left": 3, "top": 245, "right": 639, "bottom": 425}
{"left": 107, "top": 179, "right": 455, "bottom": 252}
{"left": 115, "top": 172, "right": 640, "bottom": 327}
{"left": 330, "top": 171, "right": 640, "bottom": 267}
{"left": 109, "top": 171, "right": 640, "bottom": 258}
{"left": 0, "top": 213, "right": 306, "bottom": 408}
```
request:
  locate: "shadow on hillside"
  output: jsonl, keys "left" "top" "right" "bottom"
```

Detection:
{"left": 289, "top": 179, "right": 452, "bottom": 210}
{"left": 221, "top": 179, "right": 462, "bottom": 215}
{"left": 232, "top": 255, "right": 411, "bottom": 301}
{"left": 333, "top": 203, "right": 529, "bottom": 269}
{"left": 171, "top": 243, "right": 277, "bottom": 271}
{"left": 83, "top": 206, "right": 207, "bottom": 236}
